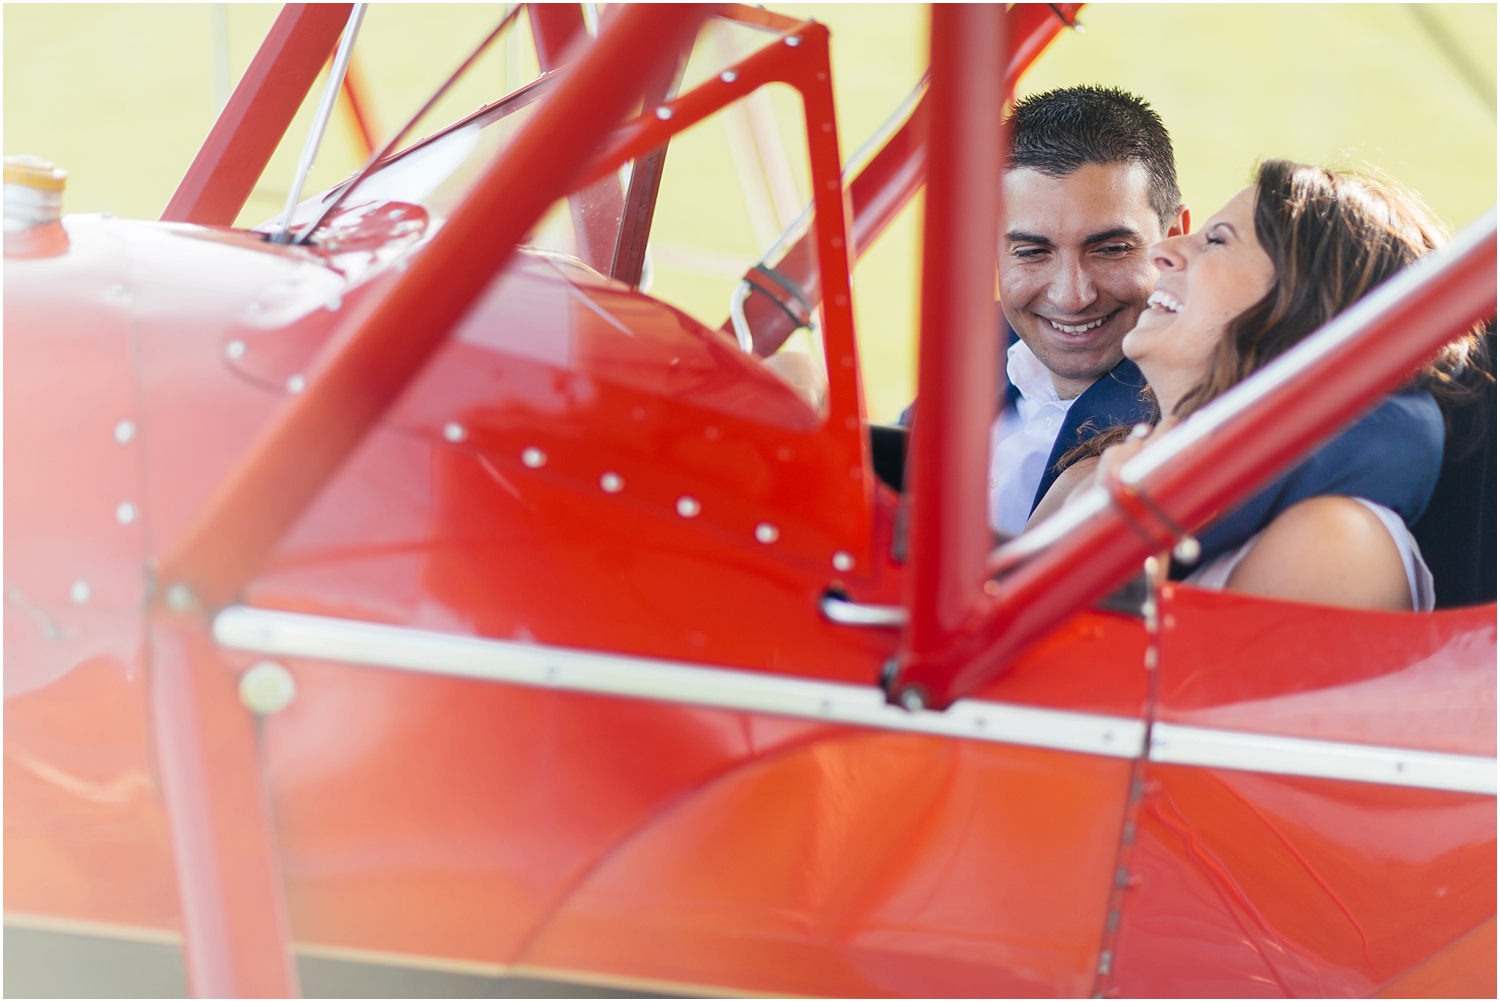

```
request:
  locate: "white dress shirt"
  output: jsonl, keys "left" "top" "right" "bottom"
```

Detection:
{"left": 988, "top": 340, "right": 1080, "bottom": 535}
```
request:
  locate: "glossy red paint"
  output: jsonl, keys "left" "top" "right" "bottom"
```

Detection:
{"left": 162, "top": 4, "right": 711, "bottom": 609}
{"left": 161, "top": 4, "right": 354, "bottom": 226}
{"left": 5, "top": 5, "right": 1495, "bottom": 999}
{"left": 902, "top": 5, "right": 1003, "bottom": 691}
{"left": 1102, "top": 587, "right": 1496, "bottom": 996}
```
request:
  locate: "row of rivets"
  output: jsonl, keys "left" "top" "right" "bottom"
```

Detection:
{"left": 113, "top": 405, "right": 139, "bottom": 593}
{"left": 221, "top": 341, "right": 311, "bottom": 397}
{"left": 504, "top": 444, "right": 847, "bottom": 565}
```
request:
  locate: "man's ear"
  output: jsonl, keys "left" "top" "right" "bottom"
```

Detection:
{"left": 1167, "top": 204, "right": 1191, "bottom": 237}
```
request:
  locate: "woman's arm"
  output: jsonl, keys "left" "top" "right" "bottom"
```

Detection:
{"left": 1025, "top": 420, "right": 1169, "bottom": 530}
{"left": 1026, "top": 457, "right": 1099, "bottom": 528}
{"left": 1225, "top": 495, "right": 1412, "bottom": 610}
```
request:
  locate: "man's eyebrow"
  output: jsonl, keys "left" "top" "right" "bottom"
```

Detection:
{"left": 1082, "top": 226, "right": 1145, "bottom": 245}
{"left": 1006, "top": 230, "right": 1054, "bottom": 246}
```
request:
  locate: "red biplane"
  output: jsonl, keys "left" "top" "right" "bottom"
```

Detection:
{"left": 5, "top": 4, "right": 1496, "bottom": 998}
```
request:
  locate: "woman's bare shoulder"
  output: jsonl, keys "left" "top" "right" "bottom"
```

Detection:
{"left": 1225, "top": 495, "right": 1411, "bottom": 610}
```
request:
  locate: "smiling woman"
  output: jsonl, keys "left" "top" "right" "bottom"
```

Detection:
{"left": 1033, "top": 159, "right": 1491, "bottom": 612}
{"left": 1124, "top": 185, "right": 1276, "bottom": 417}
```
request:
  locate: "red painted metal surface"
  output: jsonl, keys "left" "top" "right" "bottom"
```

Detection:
{"left": 161, "top": 4, "right": 352, "bottom": 226}
{"left": 581, "top": 18, "right": 875, "bottom": 575}
{"left": 4, "top": 5, "right": 1495, "bottom": 998}
{"left": 1104, "top": 587, "right": 1496, "bottom": 997}
{"left": 148, "top": 609, "right": 300, "bottom": 997}
{"left": 901, "top": 6, "right": 1004, "bottom": 687}
{"left": 735, "top": 3, "right": 1083, "bottom": 358}
{"left": 161, "top": 5, "right": 710, "bottom": 611}
{"left": 896, "top": 216, "right": 1499, "bottom": 709}
{"left": 529, "top": 3, "right": 626, "bottom": 274}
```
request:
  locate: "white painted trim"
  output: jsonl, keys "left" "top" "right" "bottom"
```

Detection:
{"left": 213, "top": 606, "right": 1143, "bottom": 760}
{"left": 213, "top": 606, "right": 1497, "bottom": 794}
{"left": 1150, "top": 722, "right": 1496, "bottom": 796}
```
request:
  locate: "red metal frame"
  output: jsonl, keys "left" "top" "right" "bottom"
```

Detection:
{"left": 160, "top": 5, "right": 710, "bottom": 609}
{"left": 901, "top": 6, "right": 1004, "bottom": 692}
{"left": 893, "top": 214, "right": 1498, "bottom": 709}
{"left": 733, "top": 3, "right": 1083, "bottom": 357}
{"left": 148, "top": 610, "right": 301, "bottom": 997}
{"left": 5, "top": 5, "right": 1494, "bottom": 996}
{"left": 161, "top": 4, "right": 353, "bottom": 227}
{"left": 581, "top": 16, "right": 875, "bottom": 569}
{"left": 149, "top": 9, "right": 710, "bottom": 996}
{"left": 531, "top": 3, "right": 627, "bottom": 274}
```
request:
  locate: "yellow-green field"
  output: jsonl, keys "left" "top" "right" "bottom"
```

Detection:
{"left": 5, "top": 4, "right": 1494, "bottom": 421}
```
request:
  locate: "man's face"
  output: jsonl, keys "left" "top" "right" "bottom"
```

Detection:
{"left": 1000, "top": 162, "right": 1182, "bottom": 397}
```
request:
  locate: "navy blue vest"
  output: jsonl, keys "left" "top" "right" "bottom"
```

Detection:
{"left": 1028, "top": 358, "right": 1152, "bottom": 509}
{"left": 919, "top": 313, "right": 1445, "bottom": 571}
{"left": 1191, "top": 390, "right": 1444, "bottom": 566}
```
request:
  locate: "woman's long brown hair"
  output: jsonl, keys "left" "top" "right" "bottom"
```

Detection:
{"left": 1058, "top": 159, "right": 1491, "bottom": 470}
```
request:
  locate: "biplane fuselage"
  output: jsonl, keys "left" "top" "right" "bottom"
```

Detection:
{"left": 5, "top": 4, "right": 1495, "bottom": 998}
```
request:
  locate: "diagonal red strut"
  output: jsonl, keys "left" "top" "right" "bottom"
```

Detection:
{"left": 162, "top": 4, "right": 353, "bottom": 226}
{"left": 161, "top": 5, "right": 710, "bottom": 608}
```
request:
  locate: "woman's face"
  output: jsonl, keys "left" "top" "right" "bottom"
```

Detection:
{"left": 1123, "top": 186, "right": 1276, "bottom": 411}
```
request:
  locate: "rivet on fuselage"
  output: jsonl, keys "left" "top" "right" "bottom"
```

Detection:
{"left": 719, "top": 70, "right": 738, "bottom": 83}
{"left": 164, "top": 583, "right": 194, "bottom": 611}
{"left": 114, "top": 420, "right": 135, "bottom": 444}
{"left": 239, "top": 661, "right": 297, "bottom": 716}
{"left": 754, "top": 522, "right": 779, "bottom": 544}
{"left": 522, "top": 447, "right": 547, "bottom": 468}
{"left": 443, "top": 422, "right": 466, "bottom": 442}
{"left": 655, "top": 106, "right": 674, "bottom": 120}
{"left": 286, "top": 374, "right": 306, "bottom": 394}
{"left": 600, "top": 472, "right": 624, "bottom": 493}
{"left": 116, "top": 501, "right": 136, "bottom": 525}
{"left": 784, "top": 34, "right": 801, "bottom": 46}
{"left": 676, "top": 496, "right": 701, "bottom": 518}
{"left": 226, "top": 340, "right": 246, "bottom": 360}
{"left": 832, "top": 551, "right": 854, "bottom": 572}
{"left": 69, "top": 580, "right": 90, "bottom": 605}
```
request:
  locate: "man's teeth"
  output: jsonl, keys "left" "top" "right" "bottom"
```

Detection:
{"left": 1049, "top": 317, "right": 1106, "bottom": 334}
{"left": 1148, "top": 290, "right": 1184, "bottom": 313}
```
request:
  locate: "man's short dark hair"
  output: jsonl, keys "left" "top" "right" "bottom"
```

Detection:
{"left": 1007, "top": 85, "right": 1181, "bottom": 229}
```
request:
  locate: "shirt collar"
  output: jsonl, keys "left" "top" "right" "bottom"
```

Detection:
{"left": 1006, "top": 339, "right": 1064, "bottom": 405}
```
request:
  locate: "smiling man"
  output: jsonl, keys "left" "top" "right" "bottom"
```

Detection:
{"left": 989, "top": 86, "right": 1189, "bottom": 534}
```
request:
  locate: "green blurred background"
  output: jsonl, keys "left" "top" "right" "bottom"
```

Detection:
{"left": 5, "top": 4, "right": 1494, "bottom": 421}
